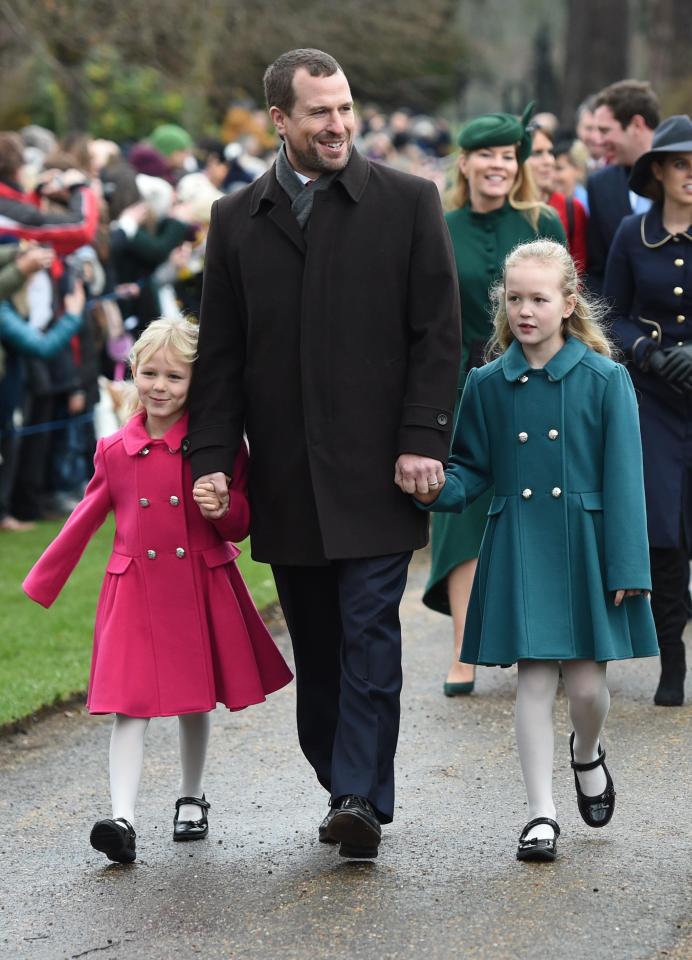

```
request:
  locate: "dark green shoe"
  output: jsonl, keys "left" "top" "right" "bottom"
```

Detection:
{"left": 443, "top": 680, "right": 474, "bottom": 696}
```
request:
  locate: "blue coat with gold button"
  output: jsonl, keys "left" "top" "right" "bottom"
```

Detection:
{"left": 424, "top": 337, "right": 659, "bottom": 666}
{"left": 604, "top": 204, "right": 692, "bottom": 552}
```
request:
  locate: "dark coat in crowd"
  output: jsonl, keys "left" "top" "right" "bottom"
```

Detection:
{"left": 587, "top": 164, "right": 634, "bottom": 294}
{"left": 604, "top": 204, "right": 692, "bottom": 554}
{"left": 186, "top": 148, "right": 462, "bottom": 565}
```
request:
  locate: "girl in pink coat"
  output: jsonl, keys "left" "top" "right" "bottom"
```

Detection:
{"left": 23, "top": 317, "right": 293, "bottom": 864}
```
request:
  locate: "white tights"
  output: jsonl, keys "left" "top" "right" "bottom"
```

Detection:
{"left": 109, "top": 712, "right": 211, "bottom": 826}
{"left": 515, "top": 660, "right": 610, "bottom": 841}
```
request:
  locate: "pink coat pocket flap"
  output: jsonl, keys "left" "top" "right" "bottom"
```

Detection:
{"left": 202, "top": 542, "right": 241, "bottom": 567}
{"left": 106, "top": 553, "right": 133, "bottom": 575}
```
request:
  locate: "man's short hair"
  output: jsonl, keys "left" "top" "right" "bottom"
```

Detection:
{"left": 0, "top": 132, "right": 25, "bottom": 181}
{"left": 594, "top": 80, "right": 660, "bottom": 130}
{"left": 263, "top": 48, "right": 343, "bottom": 115}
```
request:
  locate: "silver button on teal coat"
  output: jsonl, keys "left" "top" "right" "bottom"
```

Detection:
{"left": 425, "top": 337, "right": 659, "bottom": 666}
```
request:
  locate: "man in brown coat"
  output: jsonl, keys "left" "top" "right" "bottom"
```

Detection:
{"left": 186, "top": 48, "right": 461, "bottom": 858}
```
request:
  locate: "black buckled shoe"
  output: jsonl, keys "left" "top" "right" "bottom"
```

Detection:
{"left": 318, "top": 797, "right": 343, "bottom": 844}
{"left": 516, "top": 818, "right": 560, "bottom": 862}
{"left": 173, "top": 795, "right": 210, "bottom": 841}
{"left": 90, "top": 817, "right": 136, "bottom": 863}
{"left": 569, "top": 732, "right": 616, "bottom": 828}
{"left": 323, "top": 795, "right": 382, "bottom": 859}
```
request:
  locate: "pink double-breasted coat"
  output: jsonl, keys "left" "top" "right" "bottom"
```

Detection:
{"left": 23, "top": 411, "right": 292, "bottom": 717}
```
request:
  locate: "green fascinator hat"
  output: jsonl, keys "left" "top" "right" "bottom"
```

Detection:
{"left": 458, "top": 102, "right": 535, "bottom": 164}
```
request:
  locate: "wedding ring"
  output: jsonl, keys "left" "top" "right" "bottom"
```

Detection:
{"left": 429, "top": 479, "right": 439, "bottom": 487}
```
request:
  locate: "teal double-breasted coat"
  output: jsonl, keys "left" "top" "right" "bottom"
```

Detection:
{"left": 424, "top": 337, "right": 659, "bottom": 666}
{"left": 424, "top": 202, "right": 566, "bottom": 613}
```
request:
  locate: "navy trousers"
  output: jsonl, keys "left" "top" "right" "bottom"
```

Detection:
{"left": 272, "top": 551, "right": 411, "bottom": 824}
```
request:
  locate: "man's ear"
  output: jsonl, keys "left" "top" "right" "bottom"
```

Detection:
{"left": 269, "top": 106, "right": 287, "bottom": 137}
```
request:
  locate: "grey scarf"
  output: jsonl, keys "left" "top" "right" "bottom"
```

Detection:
{"left": 275, "top": 143, "right": 335, "bottom": 230}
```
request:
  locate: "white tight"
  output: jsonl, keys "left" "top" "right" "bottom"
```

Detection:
{"left": 515, "top": 660, "right": 610, "bottom": 841}
{"left": 109, "top": 712, "right": 211, "bottom": 826}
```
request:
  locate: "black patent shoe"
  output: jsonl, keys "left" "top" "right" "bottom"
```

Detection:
{"left": 323, "top": 795, "right": 382, "bottom": 858}
{"left": 569, "top": 732, "right": 616, "bottom": 828}
{"left": 173, "top": 795, "right": 210, "bottom": 841}
{"left": 516, "top": 817, "right": 560, "bottom": 862}
{"left": 90, "top": 817, "right": 136, "bottom": 863}
{"left": 318, "top": 797, "right": 342, "bottom": 844}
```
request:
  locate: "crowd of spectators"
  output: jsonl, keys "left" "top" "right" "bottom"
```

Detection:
{"left": 0, "top": 90, "right": 640, "bottom": 532}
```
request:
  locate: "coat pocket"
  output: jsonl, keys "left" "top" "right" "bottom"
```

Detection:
{"left": 579, "top": 492, "right": 604, "bottom": 511}
{"left": 202, "top": 542, "right": 241, "bottom": 568}
{"left": 105, "top": 554, "right": 133, "bottom": 575}
{"left": 487, "top": 495, "right": 507, "bottom": 516}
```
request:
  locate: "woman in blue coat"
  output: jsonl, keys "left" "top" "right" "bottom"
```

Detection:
{"left": 604, "top": 115, "right": 692, "bottom": 707}
{"left": 406, "top": 239, "right": 658, "bottom": 863}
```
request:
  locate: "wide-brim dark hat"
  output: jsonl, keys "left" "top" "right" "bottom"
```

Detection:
{"left": 629, "top": 114, "right": 692, "bottom": 199}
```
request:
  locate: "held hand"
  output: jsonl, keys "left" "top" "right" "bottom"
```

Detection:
{"left": 193, "top": 472, "right": 229, "bottom": 519}
{"left": 614, "top": 589, "right": 651, "bottom": 607}
{"left": 394, "top": 454, "right": 445, "bottom": 498}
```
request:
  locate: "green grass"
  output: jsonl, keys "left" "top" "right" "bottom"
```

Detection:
{"left": 0, "top": 520, "right": 277, "bottom": 727}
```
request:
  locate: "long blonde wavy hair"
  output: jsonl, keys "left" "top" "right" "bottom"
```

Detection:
{"left": 126, "top": 316, "right": 199, "bottom": 418}
{"left": 485, "top": 239, "right": 614, "bottom": 359}
{"left": 450, "top": 145, "right": 549, "bottom": 230}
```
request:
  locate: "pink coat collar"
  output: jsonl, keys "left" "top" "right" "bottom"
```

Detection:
{"left": 122, "top": 410, "right": 189, "bottom": 456}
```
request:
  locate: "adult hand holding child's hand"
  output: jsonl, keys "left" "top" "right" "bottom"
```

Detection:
{"left": 193, "top": 472, "right": 229, "bottom": 519}
{"left": 394, "top": 453, "right": 445, "bottom": 504}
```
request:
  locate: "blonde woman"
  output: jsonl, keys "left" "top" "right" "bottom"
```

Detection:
{"left": 425, "top": 106, "right": 565, "bottom": 696}
{"left": 411, "top": 239, "right": 658, "bottom": 861}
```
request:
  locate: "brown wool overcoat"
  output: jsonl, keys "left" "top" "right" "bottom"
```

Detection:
{"left": 185, "top": 149, "right": 461, "bottom": 565}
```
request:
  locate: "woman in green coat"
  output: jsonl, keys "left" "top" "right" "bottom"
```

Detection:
{"left": 424, "top": 106, "right": 566, "bottom": 696}
{"left": 414, "top": 239, "right": 658, "bottom": 862}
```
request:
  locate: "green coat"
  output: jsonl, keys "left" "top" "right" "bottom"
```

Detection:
{"left": 425, "top": 337, "right": 659, "bottom": 665}
{"left": 424, "top": 202, "right": 566, "bottom": 613}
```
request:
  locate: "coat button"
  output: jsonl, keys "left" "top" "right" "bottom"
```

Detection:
{"left": 518, "top": 432, "right": 528, "bottom": 443}
{"left": 651, "top": 330, "right": 659, "bottom": 338}
{"left": 176, "top": 547, "right": 186, "bottom": 558}
{"left": 678, "top": 341, "right": 684, "bottom": 347}
{"left": 169, "top": 495, "right": 180, "bottom": 506}
{"left": 677, "top": 315, "right": 685, "bottom": 324}
{"left": 674, "top": 258, "right": 684, "bottom": 267}
{"left": 139, "top": 447, "right": 150, "bottom": 457}
{"left": 139, "top": 498, "right": 150, "bottom": 508}
{"left": 548, "top": 429, "right": 559, "bottom": 440}
{"left": 552, "top": 487, "right": 562, "bottom": 498}
{"left": 674, "top": 286, "right": 683, "bottom": 296}
{"left": 147, "top": 549, "right": 156, "bottom": 559}
{"left": 518, "top": 375, "right": 529, "bottom": 383}
{"left": 522, "top": 488, "right": 533, "bottom": 499}
{"left": 437, "top": 413, "right": 448, "bottom": 426}
{"left": 182, "top": 439, "right": 190, "bottom": 453}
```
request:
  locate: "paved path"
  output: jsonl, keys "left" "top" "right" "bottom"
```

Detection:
{"left": 1, "top": 551, "right": 690, "bottom": 960}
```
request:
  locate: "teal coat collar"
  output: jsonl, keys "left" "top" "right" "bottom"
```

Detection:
{"left": 501, "top": 336, "right": 588, "bottom": 382}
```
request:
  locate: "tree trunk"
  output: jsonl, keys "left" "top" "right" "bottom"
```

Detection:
{"left": 562, "top": 0, "right": 630, "bottom": 128}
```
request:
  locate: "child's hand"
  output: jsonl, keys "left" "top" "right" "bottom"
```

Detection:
{"left": 613, "top": 589, "right": 651, "bottom": 607}
{"left": 193, "top": 473, "right": 229, "bottom": 520}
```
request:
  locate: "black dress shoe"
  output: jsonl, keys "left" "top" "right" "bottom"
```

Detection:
{"left": 323, "top": 795, "right": 381, "bottom": 858}
{"left": 569, "top": 732, "right": 616, "bottom": 828}
{"left": 90, "top": 818, "right": 136, "bottom": 863}
{"left": 516, "top": 817, "right": 560, "bottom": 862}
{"left": 654, "top": 642, "right": 686, "bottom": 706}
{"left": 173, "top": 795, "right": 210, "bottom": 841}
{"left": 318, "top": 798, "right": 342, "bottom": 843}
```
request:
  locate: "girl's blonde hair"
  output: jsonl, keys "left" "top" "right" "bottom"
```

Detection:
{"left": 450, "top": 146, "right": 551, "bottom": 230}
{"left": 126, "top": 316, "right": 199, "bottom": 418}
{"left": 485, "top": 239, "right": 614, "bottom": 359}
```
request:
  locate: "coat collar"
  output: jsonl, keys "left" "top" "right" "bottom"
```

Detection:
{"left": 122, "top": 410, "right": 189, "bottom": 456}
{"left": 640, "top": 202, "right": 692, "bottom": 247}
{"left": 248, "top": 146, "right": 370, "bottom": 217}
{"left": 501, "top": 336, "right": 588, "bottom": 382}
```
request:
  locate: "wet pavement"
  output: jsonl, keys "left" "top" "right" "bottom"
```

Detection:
{"left": 1, "top": 550, "right": 690, "bottom": 960}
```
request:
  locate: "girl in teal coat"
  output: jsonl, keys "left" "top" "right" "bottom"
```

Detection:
{"left": 408, "top": 239, "right": 658, "bottom": 863}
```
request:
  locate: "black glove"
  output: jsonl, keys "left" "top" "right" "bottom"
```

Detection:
{"left": 647, "top": 347, "right": 685, "bottom": 396}
{"left": 658, "top": 343, "right": 692, "bottom": 392}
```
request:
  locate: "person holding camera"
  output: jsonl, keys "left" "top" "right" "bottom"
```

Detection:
{"left": 604, "top": 114, "right": 692, "bottom": 707}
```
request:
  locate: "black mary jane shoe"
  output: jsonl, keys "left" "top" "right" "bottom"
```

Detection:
{"left": 318, "top": 797, "right": 343, "bottom": 844}
{"left": 569, "top": 731, "right": 616, "bottom": 828}
{"left": 90, "top": 817, "right": 136, "bottom": 863}
{"left": 173, "top": 795, "right": 210, "bottom": 841}
{"left": 516, "top": 817, "right": 560, "bottom": 863}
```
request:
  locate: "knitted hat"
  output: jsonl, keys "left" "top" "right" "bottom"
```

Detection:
{"left": 150, "top": 124, "right": 193, "bottom": 157}
{"left": 458, "top": 102, "right": 535, "bottom": 163}
{"left": 128, "top": 144, "right": 171, "bottom": 181}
